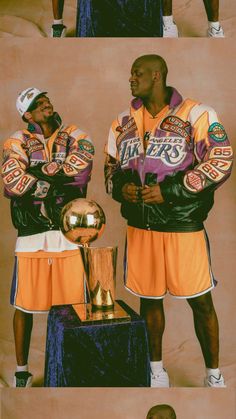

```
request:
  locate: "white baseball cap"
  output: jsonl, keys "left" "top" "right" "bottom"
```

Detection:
{"left": 16, "top": 87, "right": 47, "bottom": 117}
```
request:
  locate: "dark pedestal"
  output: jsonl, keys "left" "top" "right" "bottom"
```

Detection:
{"left": 44, "top": 300, "right": 150, "bottom": 387}
{"left": 76, "top": 0, "right": 162, "bottom": 37}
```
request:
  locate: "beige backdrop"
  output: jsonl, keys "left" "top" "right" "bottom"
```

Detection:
{"left": 1, "top": 388, "right": 236, "bottom": 419}
{"left": 0, "top": 38, "right": 235, "bottom": 388}
{"left": 0, "top": 0, "right": 235, "bottom": 38}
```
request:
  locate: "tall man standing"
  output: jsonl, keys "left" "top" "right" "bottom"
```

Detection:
{"left": 2, "top": 87, "right": 94, "bottom": 386}
{"left": 105, "top": 55, "right": 233, "bottom": 387}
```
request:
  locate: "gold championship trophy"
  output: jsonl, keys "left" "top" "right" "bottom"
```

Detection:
{"left": 60, "top": 198, "right": 130, "bottom": 324}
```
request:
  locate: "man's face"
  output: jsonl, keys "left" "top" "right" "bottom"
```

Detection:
{"left": 27, "top": 95, "right": 54, "bottom": 123}
{"left": 129, "top": 60, "right": 155, "bottom": 99}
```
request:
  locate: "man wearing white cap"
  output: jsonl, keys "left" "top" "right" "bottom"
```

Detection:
{"left": 1, "top": 88, "right": 94, "bottom": 386}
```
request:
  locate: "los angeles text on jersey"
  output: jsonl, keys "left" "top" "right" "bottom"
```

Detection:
{"left": 119, "top": 136, "right": 188, "bottom": 167}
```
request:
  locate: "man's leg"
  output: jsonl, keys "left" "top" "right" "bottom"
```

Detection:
{"left": 187, "top": 292, "right": 225, "bottom": 387}
{"left": 13, "top": 309, "right": 33, "bottom": 387}
{"left": 162, "top": 0, "right": 172, "bottom": 16}
{"left": 203, "top": 0, "right": 219, "bottom": 21}
{"left": 14, "top": 309, "right": 33, "bottom": 366}
{"left": 52, "top": 0, "right": 65, "bottom": 20}
{"left": 51, "top": 0, "right": 67, "bottom": 37}
{"left": 161, "top": 0, "right": 178, "bottom": 37}
{"left": 187, "top": 292, "right": 218, "bottom": 367}
{"left": 203, "top": 0, "right": 224, "bottom": 37}
{"left": 140, "top": 298, "right": 165, "bottom": 360}
{"left": 140, "top": 298, "right": 169, "bottom": 387}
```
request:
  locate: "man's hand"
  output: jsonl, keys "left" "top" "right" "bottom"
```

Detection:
{"left": 122, "top": 182, "right": 142, "bottom": 203}
{"left": 141, "top": 184, "right": 164, "bottom": 204}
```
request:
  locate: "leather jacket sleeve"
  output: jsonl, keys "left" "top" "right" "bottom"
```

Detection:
{"left": 2, "top": 131, "right": 94, "bottom": 200}
{"left": 1, "top": 134, "right": 38, "bottom": 198}
{"left": 160, "top": 110, "right": 233, "bottom": 203}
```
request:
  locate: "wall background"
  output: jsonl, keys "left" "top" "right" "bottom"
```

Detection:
{"left": 0, "top": 38, "right": 235, "bottom": 388}
{"left": 1, "top": 388, "right": 236, "bottom": 419}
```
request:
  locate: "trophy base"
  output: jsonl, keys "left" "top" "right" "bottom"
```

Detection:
{"left": 72, "top": 301, "right": 131, "bottom": 324}
{"left": 91, "top": 303, "right": 114, "bottom": 312}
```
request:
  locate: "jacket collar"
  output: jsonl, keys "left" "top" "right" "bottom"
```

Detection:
{"left": 131, "top": 87, "right": 183, "bottom": 112}
{"left": 26, "top": 112, "right": 62, "bottom": 136}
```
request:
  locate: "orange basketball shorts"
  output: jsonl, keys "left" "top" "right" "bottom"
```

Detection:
{"left": 124, "top": 226, "right": 216, "bottom": 299}
{"left": 10, "top": 249, "right": 86, "bottom": 313}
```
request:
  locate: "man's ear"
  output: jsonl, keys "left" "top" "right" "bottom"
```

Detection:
{"left": 23, "top": 111, "right": 33, "bottom": 122}
{"left": 153, "top": 70, "right": 161, "bottom": 82}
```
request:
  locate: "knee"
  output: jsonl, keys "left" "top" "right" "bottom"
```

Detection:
{"left": 187, "top": 294, "right": 215, "bottom": 316}
{"left": 140, "top": 299, "right": 164, "bottom": 329}
{"left": 140, "top": 298, "right": 164, "bottom": 315}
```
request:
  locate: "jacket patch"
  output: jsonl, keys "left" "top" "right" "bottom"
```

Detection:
{"left": 10, "top": 173, "right": 36, "bottom": 196}
{"left": 63, "top": 163, "right": 80, "bottom": 176}
{"left": 2, "top": 158, "right": 21, "bottom": 175}
{"left": 206, "top": 158, "right": 232, "bottom": 173}
{"left": 42, "top": 162, "right": 61, "bottom": 176}
{"left": 3, "top": 168, "right": 24, "bottom": 186}
{"left": 78, "top": 139, "right": 94, "bottom": 155}
{"left": 184, "top": 170, "right": 206, "bottom": 192}
{"left": 55, "top": 131, "right": 70, "bottom": 147}
{"left": 67, "top": 153, "right": 89, "bottom": 168}
{"left": 160, "top": 116, "right": 191, "bottom": 143}
{"left": 24, "top": 137, "right": 44, "bottom": 154}
{"left": 30, "top": 159, "right": 47, "bottom": 166}
{"left": 33, "top": 180, "right": 50, "bottom": 199}
{"left": 52, "top": 152, "right": 66, "bottom": 163}
{"left": 208, "top": 146, "right": 233, "bottom": 159}
{"left": 116, "top": 118, "right": 136, "bottom": 144}
{"left": 197, "top": 161, "right": 231, "bottom": 183}
{"left": 208, "top": 123, "right": 227, "bottom": 142}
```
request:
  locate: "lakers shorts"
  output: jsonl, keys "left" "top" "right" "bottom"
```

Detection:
{"left": 124, "top": 226, "right": 216, "bottom": 299}
{"left": 10, "top": 250, "right": 86, "bottom": 313}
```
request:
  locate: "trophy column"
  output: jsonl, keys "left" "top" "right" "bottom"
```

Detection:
{"left": 80, "top": 246, "right": 117, "bottom": 310}
{"left": 60, "top": 198, "right": 130, "bottom": 323}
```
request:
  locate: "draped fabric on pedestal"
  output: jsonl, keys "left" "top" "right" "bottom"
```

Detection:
{"left": 76, "top": 0, "right": 162, "bottom": 37}
{"left": 44, "top": 300, "right": 150, "bottom": 387}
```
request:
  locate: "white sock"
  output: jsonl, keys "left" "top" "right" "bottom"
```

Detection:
{"left": 53, "top": 19, "right": 63, "bottom": 25}
{"left": 16, "top": 364, "right": 28, "bottom": 373}
{"left": 150, "top": 360, "right": 164, "bottom": 375}
{"left": 206, "top": 367, "right": 220, "bottom": 378}
{"left": 163, "top": 15, "right": 174, "bottom": 25}
{"left": 208, "top": 21, "right": 220, "bottom": 30}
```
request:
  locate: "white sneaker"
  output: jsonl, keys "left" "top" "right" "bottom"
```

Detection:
{"left": 13, "top": 372, "right": 33, "bottom": 387}
{"left": 204, "top": 374, "right": 226, "bottom": 388}
{"left": 208, "top": 26, "right": 224, "bottom": 38}
{"left": 151, "top": 369, "right": 170, "bottom": 387}
{"left": 163, "top": 22, "right": 179, "bottom": 38}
